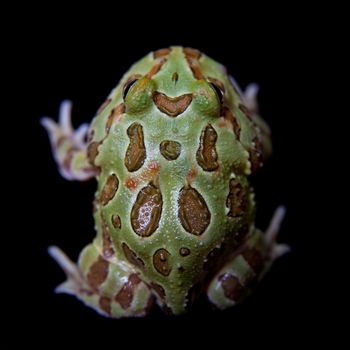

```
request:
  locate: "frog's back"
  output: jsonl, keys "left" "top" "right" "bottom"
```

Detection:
{"left": 88, "top": 47, "right": 265, "bottom": 314}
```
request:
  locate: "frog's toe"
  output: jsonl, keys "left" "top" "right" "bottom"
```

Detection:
{"left": 265, "top": 206, "right": 290, "bottom": 261}
{"left": 48, "top": 246, "right": 90, "bottom": 295}
{"left": 243, "top": 83, "right": 259, "bottom": 114}
{"left": 58, "top": 100, "right": 74, "bottom": 135}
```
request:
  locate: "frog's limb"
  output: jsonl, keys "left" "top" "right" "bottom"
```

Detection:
{"left": 207, "top": 206, "right": 289, "bottom": 309}
{"left": 41, "top": 100, "right": 96, "bottom": 181}
{"left": 49, "top": 245, "right": 154, "bottom": 318}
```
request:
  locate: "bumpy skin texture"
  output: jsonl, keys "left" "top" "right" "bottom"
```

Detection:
{"left": 43, "top": 47, "right": 288, "bottom": 318}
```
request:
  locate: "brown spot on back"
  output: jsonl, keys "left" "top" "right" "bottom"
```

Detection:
{"left": 115, "top": 274, "right": 141, "bottom": 309}
{"left": 153, "top": 48, "right": 171, "bottom": 58}
{"left": 153, "top": 92, "right": 192, "bottom": 117}
{"left": 242, "top": 248, "right": 265, "bottom": 274}
{"left": 178, "top": 185, "right": 211, "bottom": 235}
{"left": 99, "top": 296, "right": 111, "bottom": 314}
{"left": 100, "top": 174, "right": 119, "bottom": 206}
{"left": 226, "top": 179, "right": 248, "bottom": 217}
{"left": 146, "top": 58, "right": 167, "bottom": 78}
{"left": 183, "top": 47, "right": 202, "bottom": 60}
{"left": 179, "top": 247, "right": 191, "bottom": 256}
{"left": 122, "top": 243, "right": 145, "bottom": 269}
{"left": 124, "top": 123, "right": 146, "bottom": 172}
{"left": 183, "top": 47, "right": 204, "bottom": 80}
{"left": 87, "top": 141, "right": 101, "bottom": 166}
{"left": 131, "top": 181, "right": 162, "bottom": 237}
{"left": 111, "top": 214, "right": 121, "bottom": 229}
{"left": 105, "top": 103, "right": 125, "bottom": 133}
{"left": 102, "top": 215, "right": 115, "bottom": 258}
{"left": 220, "top": 273, "right": 245, "bottom": 301}
{"left": 222, "top": 106, "right": 241, "bottom": 139}
{"left": 150, "top": 282, "right": 166, "bottom": 300}
{"left": 196, "top": 124, "right": 219, "bottom": 171}
{"left": 87, "top": 256, "right": 109, "bottom": 291}
{"left": 97, "top": 98, "right": 112, "bottom": 115}
{"left": 153, "top": 248, "right": 171, "bottom": 276}
{"left": 160, "top": 140, "right": 181, "bottom": 160}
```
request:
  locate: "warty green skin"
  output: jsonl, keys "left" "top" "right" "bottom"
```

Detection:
{"left": 42, "top": 47, "right": 286, "bottom": 317}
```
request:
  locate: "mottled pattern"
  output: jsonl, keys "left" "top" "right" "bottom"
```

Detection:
{"left": 100, "top": 174, "right": 119, "bottom": 206}
{"left": 87, "top": 256, "right": 109, "bottom": 291}
{"left": 111, "top": 214, "right": 121, "bottom": 229}
{"left": 222, "top": 106, "right": 241, "bottom": 139}
{"left": 87, "top": 141, "right": 100, "bottom": 166}
{"left": 178, "top": 185, "right": 211, "bottom": 235}
{"left": 226, "top": 179, "right": 247, "bottom": 218}
{"left": 183, "top": 47, "right": 203, "bottom": 79}
{"left": 99, "top": 296, "right": 111, "bottom": 314}
{"left": 153, "top": 248, "right": 171, "bottom": 276}
{"left": 160, "top": 140, "right": 181, "bottom": 160}
{"left": 131, "top": 181, "right": 162, "bottom": 237}
{"left": 106, "top": 103, "right": 125, "bottom": 133}
{"left": 196, "top": 124, "right": 219, "bottom": 171}
{"left": 102, "top": 216, "right": 115, "bottom": 258}
{"left": 125, "top": 123, "right": 146, "bottom": 172}
{"left": 45, "top": 47, "right": 281, "bottom": 318}
{"left": 115, "top": 274, "right": 141, "bottom": 309}
{"left": 179, "top": 247, "right": 191, "bottom": 257}
{"left": 220, "top": 273, "right": 245, "bottom": 301}
{"left": 122, "top": 243, "right": 145, "bottom": 270}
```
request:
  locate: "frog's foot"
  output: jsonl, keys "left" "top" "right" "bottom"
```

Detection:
{"left": 41, "top": 100, "right": 96, "bottom": 181}
{"left": 48, "top": 246, "right": 90, "bottom": 295}
{"left": 207, "top": 207, "right": 289, "bottom": 310}
{"left": 49, "top": 244, "right": 154, "bottom": 318}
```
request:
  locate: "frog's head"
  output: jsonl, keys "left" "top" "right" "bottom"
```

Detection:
{"left": 121, "top": 46, "right": 240, "bottom": 118}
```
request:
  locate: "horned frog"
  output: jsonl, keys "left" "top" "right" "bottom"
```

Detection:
{"left": 42, "top": 47, "right": 289, "bottom": 317}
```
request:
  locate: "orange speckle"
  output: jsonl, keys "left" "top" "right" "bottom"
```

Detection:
{"left": 186, "top": 166, "right": 197, "bottom": 182}
{"left": 218, "top": 118, "right": 230, "bottom": 129}
{"left": 125, "top": 177, "right": 138, "bottom": 190}
{"left": 149, "top": 160, "right": 160, "bottom": 172}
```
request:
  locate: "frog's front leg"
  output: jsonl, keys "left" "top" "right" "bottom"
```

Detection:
{"left": 49, "top": 245, "right": 154, "bottom": 318}
{"left": 207, "top": 207, "right": 289, "bottom": 309}
{"left": 41, "top": 100, "right": 96, "bottom": 181}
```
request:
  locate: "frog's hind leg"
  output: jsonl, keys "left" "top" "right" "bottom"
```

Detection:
{"left": 49, "top": 245, "right": 154, "bottom": 318}
{"left": 207, "top": 206, "right": 289, "bottom": 310}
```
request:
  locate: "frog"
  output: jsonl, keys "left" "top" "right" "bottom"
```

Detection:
{"left": 42, "top": 46, "right": 289, "bottom": 318}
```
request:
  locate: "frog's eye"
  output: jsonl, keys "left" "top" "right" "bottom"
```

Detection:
{"left": 208, "top": 78, "right": 225, "bottom": 105}
{"left": 123, "top": 76, "right": 141, "bottom": 100}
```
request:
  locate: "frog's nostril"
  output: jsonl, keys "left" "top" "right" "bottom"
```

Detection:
{"left": 172, "top": 72, "right": 179, "bottom": 83}
{"left": 153, "top": 92, "right": 192, "bottom": 117}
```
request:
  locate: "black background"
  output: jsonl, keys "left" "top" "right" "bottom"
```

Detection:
{"left": 7, "top": 4, "right": 333, "bottom": 347}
